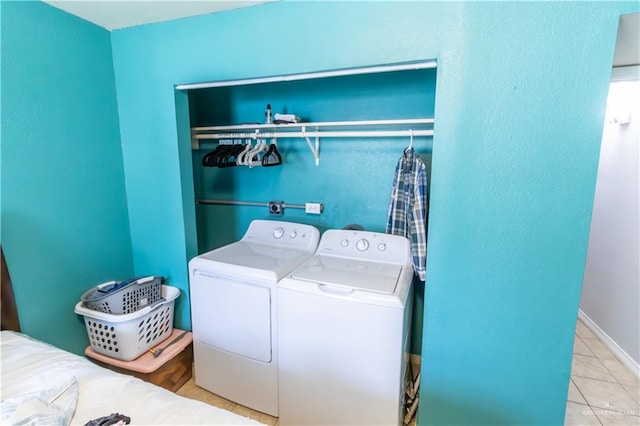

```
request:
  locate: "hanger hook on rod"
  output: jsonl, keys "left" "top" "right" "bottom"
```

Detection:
{"left": 409, "top": 129, "right": 414, "bottom": 149}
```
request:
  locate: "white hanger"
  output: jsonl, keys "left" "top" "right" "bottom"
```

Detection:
{"left": 409, "top": 129, "right": 414, "bottom": 149}
{"left": 242, "top": 130, "right": 262, "bottom": 167}
{"left": 236, "top": 139, "right": 254, "bottom": 165}
{"left": 248, "top": 139, "right": 268, "bottom": 168}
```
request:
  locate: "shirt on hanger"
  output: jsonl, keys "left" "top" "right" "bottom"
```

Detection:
{"left": 386, "top": 147, "right": 428, "bottom": 281}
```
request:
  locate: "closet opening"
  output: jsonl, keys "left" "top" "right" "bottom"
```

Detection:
{"left": 176, "top": 60, "right": 439, "bottom": 356}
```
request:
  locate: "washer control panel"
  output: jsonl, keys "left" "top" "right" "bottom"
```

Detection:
{"left": 317, "top": 229, "right": 410, "bottom": 264}
{"left": 242, "top": 220, "right": 320, "bottom": 252}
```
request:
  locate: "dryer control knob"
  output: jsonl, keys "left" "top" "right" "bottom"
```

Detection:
{"left": 378, "top": 243, "right": 387, "bottom": 251}
{"left": 340, "top": 239, "right": 349, "bottom": 247}
{"left": 289, "top": 231, "right": 297, "bottom": 238}
{"left": 356, "top": 239, "right": 369, "bottom": 251}
{"left": 273, "top": 227, "right": 285, "bottom": 239}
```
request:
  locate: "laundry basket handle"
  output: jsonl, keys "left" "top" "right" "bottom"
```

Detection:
{"left": 96, "top": 276, "right": 154, "bottom": 294}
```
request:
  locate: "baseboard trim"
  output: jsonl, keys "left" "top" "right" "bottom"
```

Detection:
{"left": 578, "top": 309, "right": 640, "bottom": 378}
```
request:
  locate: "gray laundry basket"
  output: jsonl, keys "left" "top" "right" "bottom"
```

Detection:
{"left": 75, "top": 285, "right": 179, "bottom": 361}
{"left": 80, "top": 276, "right": 164, "bottom": 314}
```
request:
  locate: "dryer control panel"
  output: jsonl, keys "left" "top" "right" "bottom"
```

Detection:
{"left": 241, "top": 220, "right": 320, "bottom": 253}
{"left": 317, "top": 230, "right": 411, "bottom": 264}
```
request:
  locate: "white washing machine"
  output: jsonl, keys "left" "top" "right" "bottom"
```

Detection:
{"left": 277, "top": 229, "right": 414, "bottom": 426}
{"left": 189, "top": 220, "right": 319, "bottom": 416}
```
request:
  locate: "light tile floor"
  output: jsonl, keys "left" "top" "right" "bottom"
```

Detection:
{"left": 176, "top": 378, "right": 279, "bottom": 425}
{"left": 176, "top": 320, "right": 639, "bottom": 425}
{"left": 566, "top": 319, "right": 640, "bottom": 426}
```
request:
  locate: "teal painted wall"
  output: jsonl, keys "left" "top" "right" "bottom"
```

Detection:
{"left": 189, "top": 69, "right": 435, "bottom": 251}
{"left": 107, "top": 2, "right": 639, "bottom": 425}
{"left": 0, "top": 1, "right": 133, "bottom": 355}
{"left": 419, "top": 4, "right": 637, "bottom": 424}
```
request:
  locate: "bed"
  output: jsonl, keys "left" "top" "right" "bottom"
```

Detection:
{"left": 0, "top": 247, "right": 263, "bottom": 426}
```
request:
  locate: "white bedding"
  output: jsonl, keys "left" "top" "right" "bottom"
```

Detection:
{"left": 0, "top": 331, "right": 262, "bottom": 425}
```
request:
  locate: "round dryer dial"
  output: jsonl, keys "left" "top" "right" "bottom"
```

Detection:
{"left": 356, "top": 239, "right": 369, "bottom": 251}
{"left": 273, "top": 227, "right": 285, "bottom": 239}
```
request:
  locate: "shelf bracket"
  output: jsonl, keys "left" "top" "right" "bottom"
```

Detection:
{"left": 301, "top": 126, "right": 320, "bottom": 166}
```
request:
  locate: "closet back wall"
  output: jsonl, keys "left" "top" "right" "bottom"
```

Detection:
{"left": 189, "top": 69, "right": 436, "bottom": 249}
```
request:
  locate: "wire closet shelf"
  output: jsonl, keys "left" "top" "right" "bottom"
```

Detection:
{"left": 191, "top": 118, "right": 435, "bottom": 165}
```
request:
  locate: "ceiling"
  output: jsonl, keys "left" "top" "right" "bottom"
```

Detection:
{"left": 43, "top": 2, "right": 638, "bottom": 68}
{"left": 613, "top": 13, "right": 640, "bottom": 67}
{"left": 43, "top": 1, "right": 273, "bottom": 31}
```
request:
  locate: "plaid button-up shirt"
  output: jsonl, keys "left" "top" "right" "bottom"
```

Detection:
{"left": 385, "top": 147, "right": 428, "bottom": 281}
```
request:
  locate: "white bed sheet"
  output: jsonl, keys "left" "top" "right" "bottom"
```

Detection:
{"left": 0, "top": 331, "right": 263, "bottom": 425}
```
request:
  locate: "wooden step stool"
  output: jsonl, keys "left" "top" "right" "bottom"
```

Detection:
{"left": 85, "top": 329, "right": 193, "bottom": 392}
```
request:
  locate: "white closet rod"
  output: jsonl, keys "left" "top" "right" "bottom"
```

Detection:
{"left": 194, "top": 130, "right": 434, "bottom": 140}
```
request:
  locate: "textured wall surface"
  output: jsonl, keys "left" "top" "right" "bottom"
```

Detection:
{"left": 110, "top": 3, "right": 639, "bottom": 424}
{"left": 1, "top": 1, "right": 133, "bottom": 355}
{"left": 0, "top": 0, "right": 618, "bottom": 423}
{"left": 4, "top": 2, "right": 635, "bottom": 421}
{"left": 189, "top": 70, "right": 436, "bottom": 242}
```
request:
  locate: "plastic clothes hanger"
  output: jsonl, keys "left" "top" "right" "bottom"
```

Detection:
{"left": 403, "top": 129, "right": 414, "bottom": 158}
{"left": 240, "top": 129, "right": 262, "bottom": 167}
{"left": 212, "top": 144, "right": 232, "bottom": 167}
{"left": 243, "top": 139, "right": 263, "bottom": 166}
{"left": 218, "top": 142, "right": 245, "bottom": 168}
{"left": 262, "top": 141, "right": 282, "bottom": 167}
{"left": 236, "top": 140, "right": 254, "bottom": 166}
{"left": 202, "top": 143, "right": 229, "bottom": 167}
{"left": 247, "top": 140, "right": 268, "bottom": 168}
{"left": 240, "top": 138, "right": 260, "bottom": 167}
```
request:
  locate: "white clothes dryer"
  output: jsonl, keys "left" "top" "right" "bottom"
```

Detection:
{"left": 277, "top": 229, "right": 414, "bottom": 425}
{"left": 189, "top": 220, "right": 319, "bottom": 416}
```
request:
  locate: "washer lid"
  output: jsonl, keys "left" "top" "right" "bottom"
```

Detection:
{"left": 290, "top": 255, "right": 402, "bottom": 294}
